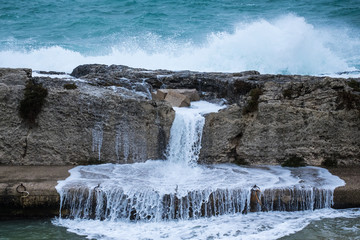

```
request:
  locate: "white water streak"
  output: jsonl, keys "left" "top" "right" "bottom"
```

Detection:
{"left": 92, "top": 122, "right": 103, "bottom": 161}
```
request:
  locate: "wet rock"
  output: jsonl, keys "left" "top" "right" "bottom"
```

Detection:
{"left": 329, "top": 167, "right": 360, "bottom": 208}
{"left": 1, "top": 65, "right": 360, "bottom": 166}
{"left": 200, "top": 76, "right": 360, "bottom": 166}
{"left": 0, "top": 166, "right": 73, "bottom": 219}
{"left": 0, "top": 68, "right": 175, "bottom": 165}
{"left": 71, "top": 64, "right": 260, "bottom": 104}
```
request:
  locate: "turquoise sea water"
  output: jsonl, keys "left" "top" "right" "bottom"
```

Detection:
{"left": 0, "top": 0, "right": 359, "bottom": 75}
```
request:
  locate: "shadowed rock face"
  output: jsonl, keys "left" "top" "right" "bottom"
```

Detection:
{"left": 0, "top": 68, "right": 174, "bottom": 165}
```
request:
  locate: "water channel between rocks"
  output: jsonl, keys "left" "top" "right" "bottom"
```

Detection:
{"left": 53, "top": 101, "right": 349, "bottom": 240}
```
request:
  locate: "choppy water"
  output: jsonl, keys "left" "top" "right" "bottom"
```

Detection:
{"left": 1, "top": 210, "right": 359, "bottom": 240}
{"left": 0, "top": 0, "right": 359, "bottom": 75}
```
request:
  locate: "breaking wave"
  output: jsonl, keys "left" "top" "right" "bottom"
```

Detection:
{"left": 0, "top": 15, "right": 358, "bottom": 76}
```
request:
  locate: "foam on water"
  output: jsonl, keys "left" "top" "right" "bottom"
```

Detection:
{"left": 1, "top": 15, "right": 359, "bottom": 76}
{"left": 52, "top": 208, "right": 360, "bottom": 240}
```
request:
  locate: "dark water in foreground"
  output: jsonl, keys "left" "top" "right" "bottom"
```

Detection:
{"left": 0, "top": 210, "right": 359, "bottom": 240}
{"left": 0, "top": 219, "right": 86, "bottom": 240}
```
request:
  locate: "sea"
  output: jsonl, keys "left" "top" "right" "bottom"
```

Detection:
{"left": 1, "top": 1, "right": 360, "bottom": 240}
{"left": 0, "top": 0, "right": 360, "bottom": 76}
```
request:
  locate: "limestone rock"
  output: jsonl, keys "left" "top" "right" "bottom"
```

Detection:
{"left": 164, "top": 90, "right": 191, "bottom": 107}
{"left": 0, "top": 68, "right": 175, "bottom": 165}
{"left": 200, "top": 77, "right": 360, "bottom": 166}
{"left": 152, "top": 89, "right": 200, "bottom": 102}
{"left": 151, "top": 89, "right": 168, "bottom": 101}
{"left": 71, "top": 64, "right": 259, "bottom": 104}
{"left": 151, "top": 89, "right": 200, "bottom": 107}
{"left": 1, "top": 65, "right": 360, "bottom": 166}
{"left": 172, "top": 89, "right": 200, "bottom": 101}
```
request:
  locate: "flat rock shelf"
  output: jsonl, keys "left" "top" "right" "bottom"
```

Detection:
{"left": 0, "top": 166, "right": 359, "bottom": 220}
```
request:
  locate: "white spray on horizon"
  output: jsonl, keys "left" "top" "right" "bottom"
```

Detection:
{"left": 1, "top": 15, "right": 359, "bottom": 76}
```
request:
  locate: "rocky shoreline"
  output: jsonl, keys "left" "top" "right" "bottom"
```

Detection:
{"left": 0, "top": 65, "right": 359, "bottom": 218}
{"left": 1, "top": 65, "right": 359, "bottom": 166}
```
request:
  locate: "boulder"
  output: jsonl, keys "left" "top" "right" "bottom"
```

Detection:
{"left": 164, "top": 90, "right": 191, "bottom": 107}
{"left": 172, "top": 89, "right": 200, "bottom": 101}
{"left": 151, "top": 89, "right": 168, "bottom": 101}
{"left": 152, "top": 89, "right": 200, "bottom": 102}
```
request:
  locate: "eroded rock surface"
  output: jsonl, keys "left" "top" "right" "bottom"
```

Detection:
{"left": 70, "top": 64, "right": 260, "bottom": 104}
{"left": 200, "top": 77, "right": 360, "bottom": 166}
{"left": 0, "top": 68, "right": 174, "bottom": 165}
{"left": 1, "top": 65, "right": 359, "bottom": 166}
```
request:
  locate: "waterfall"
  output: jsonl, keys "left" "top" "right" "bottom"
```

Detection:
{"left": 56, "top": 101, "right": 345, "bottom": 223}
{"left": 166, "top": 101, "right": 225, "bottom": 165}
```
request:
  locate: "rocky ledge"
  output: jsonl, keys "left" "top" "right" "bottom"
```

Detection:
{"left": 0, "top": 166, "right": 358, "bottom": 219}
{"left": 0, "top": 64, "right": 359, "bottom": 166}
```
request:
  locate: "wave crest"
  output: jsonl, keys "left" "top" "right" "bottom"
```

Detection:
{"left": 0, "top": 15, "right": 357, "bottom": 75}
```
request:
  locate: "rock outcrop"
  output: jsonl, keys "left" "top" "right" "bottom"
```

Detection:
{"left": 200, "top": 77, "right": 360, "bottom": 166}
{"left": 1, "top": 65, "right": 359, "bottom": 166}
{"left": 0, "top": 68, "right": 174, "bottom": 165}
{"left": 70, "top": 64, "right": 260, "bottom": 103}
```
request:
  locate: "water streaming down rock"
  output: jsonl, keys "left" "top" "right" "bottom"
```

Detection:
{"left": 92, "top": 122, "right": 103, "bottom": 161}
{"left": 56, "top": 101, "right": 344, "bottom": 222}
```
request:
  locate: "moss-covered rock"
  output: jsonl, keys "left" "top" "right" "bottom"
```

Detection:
{"left": 19, "top": 81, "right": 48, "bottom": 125}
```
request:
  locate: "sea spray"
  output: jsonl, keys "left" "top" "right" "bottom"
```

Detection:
{"left": 1, "top": 15, "right": 359, "bottom": 76}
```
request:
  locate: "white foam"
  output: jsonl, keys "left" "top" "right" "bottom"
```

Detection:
{"left": 56, "top": 163, "right": 344, "bottom": 198}
{"left": 1, "top": 15, "right": 358, "bottom": 76}
{"left": 53, "top": 208, "right": 360, "bottom": 240}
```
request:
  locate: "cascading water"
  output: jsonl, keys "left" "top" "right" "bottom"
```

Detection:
{"left": 166, "top": 101, "right": 225, "bottom": 165}
{"left": 55, "top": 101, "right": 345, "bottom": 239}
